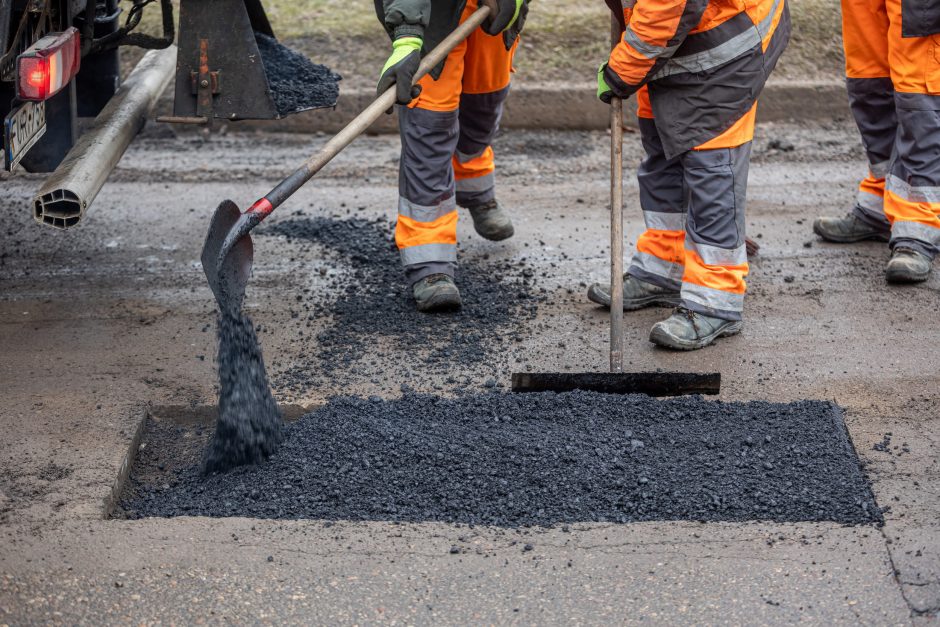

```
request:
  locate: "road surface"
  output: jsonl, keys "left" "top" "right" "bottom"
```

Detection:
{"left": 0, "top": 121, "right": 937, "bottom": 624}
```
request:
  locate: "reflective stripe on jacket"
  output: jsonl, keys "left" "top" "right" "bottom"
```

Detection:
{"left": 603, "top": 0, "right": 790, "bottom": 159}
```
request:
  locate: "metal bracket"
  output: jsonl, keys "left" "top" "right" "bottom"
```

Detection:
{"left": 158, "top": 38, "right": 219, "bottom": 126}
{"left": 192, "top": 38, "right": 220, "bottom": 120}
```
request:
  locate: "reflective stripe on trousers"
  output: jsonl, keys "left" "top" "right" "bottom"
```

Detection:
{"left": 395, "top": 0, "right": 516, "bottom": 285}
{"left": 396, "top": 107, "right": 460, "bottom": 285}
{"left": 628, "top": 117, "right": 751, "bottom": 321}
{"left": 843, "top": 0, "right": 940, "bottom": 257}
{"left": 454, "top": 87, "right": 510, "bottom": 207}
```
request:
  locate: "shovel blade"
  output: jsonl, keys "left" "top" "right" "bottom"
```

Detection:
{"left": 202, "top": 200, "right": 254, "bottom": 314}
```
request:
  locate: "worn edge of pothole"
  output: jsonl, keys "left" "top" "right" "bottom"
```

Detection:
{"left": 156, "top": 80, "right": 849, "bottom": 135}
{"left": 104, "top": 407, "right": 148, "bottom": 519}
{"left": 829, "top": 403, "right": 884, "bottom": 523}
{"left": 106, "top": 404, "right": 313, "bottom": 519}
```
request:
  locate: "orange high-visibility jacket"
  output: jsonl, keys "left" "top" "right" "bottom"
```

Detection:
{"left": 603, "top": 0, "right": 790, "bottom": 158}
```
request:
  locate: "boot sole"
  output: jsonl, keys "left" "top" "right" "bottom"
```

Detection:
{"left": 475, "top": 226, "right": 515, "bottom": 242}
{"left": 812, "top": 223, "right": 890, "bottom": 243}
{"left": 415, "top": 291, "right": 462, "bottom": 313}
{"left": 886, "top": 268, "right": 930, "bottom": 284}
{"left": 587, "top": 285, "right": 681, "bottom": 311}
{"left": 649, "top": 320, "right": 743, "bottom": 351}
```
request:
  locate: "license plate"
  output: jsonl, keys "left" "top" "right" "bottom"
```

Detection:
{"left": 4, "top": 100, "right": 46, "bottom": 171}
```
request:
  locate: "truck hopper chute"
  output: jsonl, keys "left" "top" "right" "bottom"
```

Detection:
{"left": 164, "top": 0, "right": 340, "bottom": 124}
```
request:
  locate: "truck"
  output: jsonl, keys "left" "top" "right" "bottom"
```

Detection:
{"left": 1, "top": 0, "right": 338, "bottom": 228}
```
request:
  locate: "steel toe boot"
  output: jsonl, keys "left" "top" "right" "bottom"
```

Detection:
{"left": 587, "top": 274, "right": 681, "bottom": 310}
{"left": 649, "top": 307, "right": 743, "bottom": 350}
{"left": 886, "top": 247, "right": 932, "bottom": 283}
{"left": 813, "top": 212, "right": 890, "bottom": 243}
{"left": 466, "top": 199, "right": 514, "bottom": 241}
{"left": 413, "top": 273, "right": 462, "bottom": 312}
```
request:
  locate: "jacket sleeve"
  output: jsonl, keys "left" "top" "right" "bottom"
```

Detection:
{"left": 604, "top": 0, "right": 709, "bottom": 97}
{"left": 375, "top": 0, "right": 432, "bottom": 40}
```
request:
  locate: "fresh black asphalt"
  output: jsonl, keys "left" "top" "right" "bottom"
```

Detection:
{"left": 124, "top": 391, "right": 881, "bottom": 527}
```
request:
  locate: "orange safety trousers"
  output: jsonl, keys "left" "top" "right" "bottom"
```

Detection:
{"left": 628, "top": 87, "right": 756, "bottom": 320}
{"left": 843, "top": 0, "right": 940, "bottom": 257}
{"left": 395, "top": 0, "right": 517, "bottom": 284}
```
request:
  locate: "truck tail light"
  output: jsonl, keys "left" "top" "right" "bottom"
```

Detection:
{"left": 17, "top": 27, "right": 82, "bottom": 102}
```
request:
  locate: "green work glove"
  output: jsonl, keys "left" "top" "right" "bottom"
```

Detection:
{"left": 501, "top": 0, "right": 528, "bottom": 49}
{"left": 597, "top": 63, "right": 614, "bottom": 104}
{"left": 482, "top": 0, "right": 525, "bottom": 36}
{"left": 378, "top": 36, "right": 423, "bottom": 107}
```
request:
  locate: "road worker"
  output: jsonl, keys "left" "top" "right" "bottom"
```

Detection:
{"left": 586, "top": 0, "right": 790, "bottom": 350}
{"left": 375, "top": 0, "right": 527, "bottom": 312}
{"left": 813, "top": 0, "right": 940, "bottom": 284}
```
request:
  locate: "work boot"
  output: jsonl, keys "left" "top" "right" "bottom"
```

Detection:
{"left": 813, "top": 212, "right": 890, "bottom": 243}
{"left": 587, "top": 274, "right": 681, "bottom": 310}
{"left": 885, "top": 247, "right": 932, "bottom": 283}
{"left": 413, "top": 273, "right": 462, "bottom": 312}
{"left": 466, "top": 199, "right": 514, "bottom": 241}
{"left": 649, "top": 307, "right": 743, "bottom": 351}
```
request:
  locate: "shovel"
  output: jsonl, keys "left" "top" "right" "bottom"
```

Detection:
{"left": 512, "top": 16, "right": 720, "bottom": 396}
{"left": 201, "top": 4, "right": 494, "bottom": 315}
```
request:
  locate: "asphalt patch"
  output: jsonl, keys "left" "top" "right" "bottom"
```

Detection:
{"left": 121, "top": 392, "right": 881, "bottom": 526}
{"left": 262, "top": 216, "right": 543, "bottom": 395}
{"left": 202, "top": 312, "right": 283, "bottom": 474}
{"left": 255, "top": 33, "right": 341, "bottom": 116}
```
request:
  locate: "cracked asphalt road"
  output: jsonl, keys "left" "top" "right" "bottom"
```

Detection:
{"left": 0, "top": 120, "right": 937, "bottom": 624}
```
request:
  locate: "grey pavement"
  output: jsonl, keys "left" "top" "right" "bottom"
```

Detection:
{"left": 0, "top": 121, "right": 936, "bottom": 624}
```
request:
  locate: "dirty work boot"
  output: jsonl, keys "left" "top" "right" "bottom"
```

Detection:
{"left": 649, "top": 307, "right": 743, "bottom": 351}
{"left": 587, "top": 274, "right": 681, "bottom": 310}
{"left": 886, "top": 247, "right": 932, "bottom": 283}
{"left": 413, "top": 273, "right": 462, "bottom": 312}
{"left": 813, "top": 212, "right": 890, "bottom": 243}
{"left": 466, "top": 199, "right": 514, "bottom": 241}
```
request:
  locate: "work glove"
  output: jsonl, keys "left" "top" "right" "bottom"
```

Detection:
{"left": 597, "top": 62, "right": 631, "bottom": 103}
{"left": 378, "top": 36, "right": 423, "bottom": 108}
{"left": 597, "top": 63, "right": 614, "bottom": 104}
{"left": 500, "top": 0, "right": 528, "bottom": 49}
{"left": 482, "top": 0, "right": 526, "bottom": 37}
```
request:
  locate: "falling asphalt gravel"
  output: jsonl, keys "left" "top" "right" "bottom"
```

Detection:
{"left": 202, "top": 312, "right": 283, "bottom": 475}
{"left": 122, "top": 392, "right": 881, "bottom": 527}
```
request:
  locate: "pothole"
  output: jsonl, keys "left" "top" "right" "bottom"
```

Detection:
{"left": 116, "top": 393, "right": 881, "bottom": 527}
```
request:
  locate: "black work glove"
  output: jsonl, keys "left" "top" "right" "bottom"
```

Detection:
{"left": 482, "top": 0, "right": 525, "bottom": 36}
{"left": 377, "top": 36, "right": 423, "bottom": 110}
{"left": 502, "top": 0, "right": 528, "bottom": 49}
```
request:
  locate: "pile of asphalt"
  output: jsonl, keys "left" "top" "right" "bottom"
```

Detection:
{"left": 123, "top": 392, "right": 881, "bottom": 526}
{"left": 202, "top": 312, "right": 283, "bottom": 474}
{"left": 255, "top": 33, "right": 341, "bottom": 116}
{"left": 263, "top": 217, "right": 542, "bottom": 395}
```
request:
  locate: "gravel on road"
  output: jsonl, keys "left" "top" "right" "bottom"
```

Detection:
{"left": 123, "top": 391, "right": 881, "bottom": 527}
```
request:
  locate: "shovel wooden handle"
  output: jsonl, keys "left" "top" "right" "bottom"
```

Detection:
{"left": 609, "top": 14, "right": 625, "bottom": 374}
{"left": 250, "top": 5, "right": 493, "bottom": 218}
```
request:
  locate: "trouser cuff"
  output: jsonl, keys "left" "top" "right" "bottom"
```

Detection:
{"left": 681, "top": 298, "right": 743, "bottom": 322}
{"left": 456, "top": 188, "right": 495, "bottom": 207}
{"left": 890, "top": 237, "right": 938, "bottom": 260}
{"left": 852, "top": 204, "right": 891, "bottom": 231}
{"left": 628, "top": 266, "right": 683, "bottom": 293}
{"left": 405, "top": 261, "right": 456, "bottom": 286}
